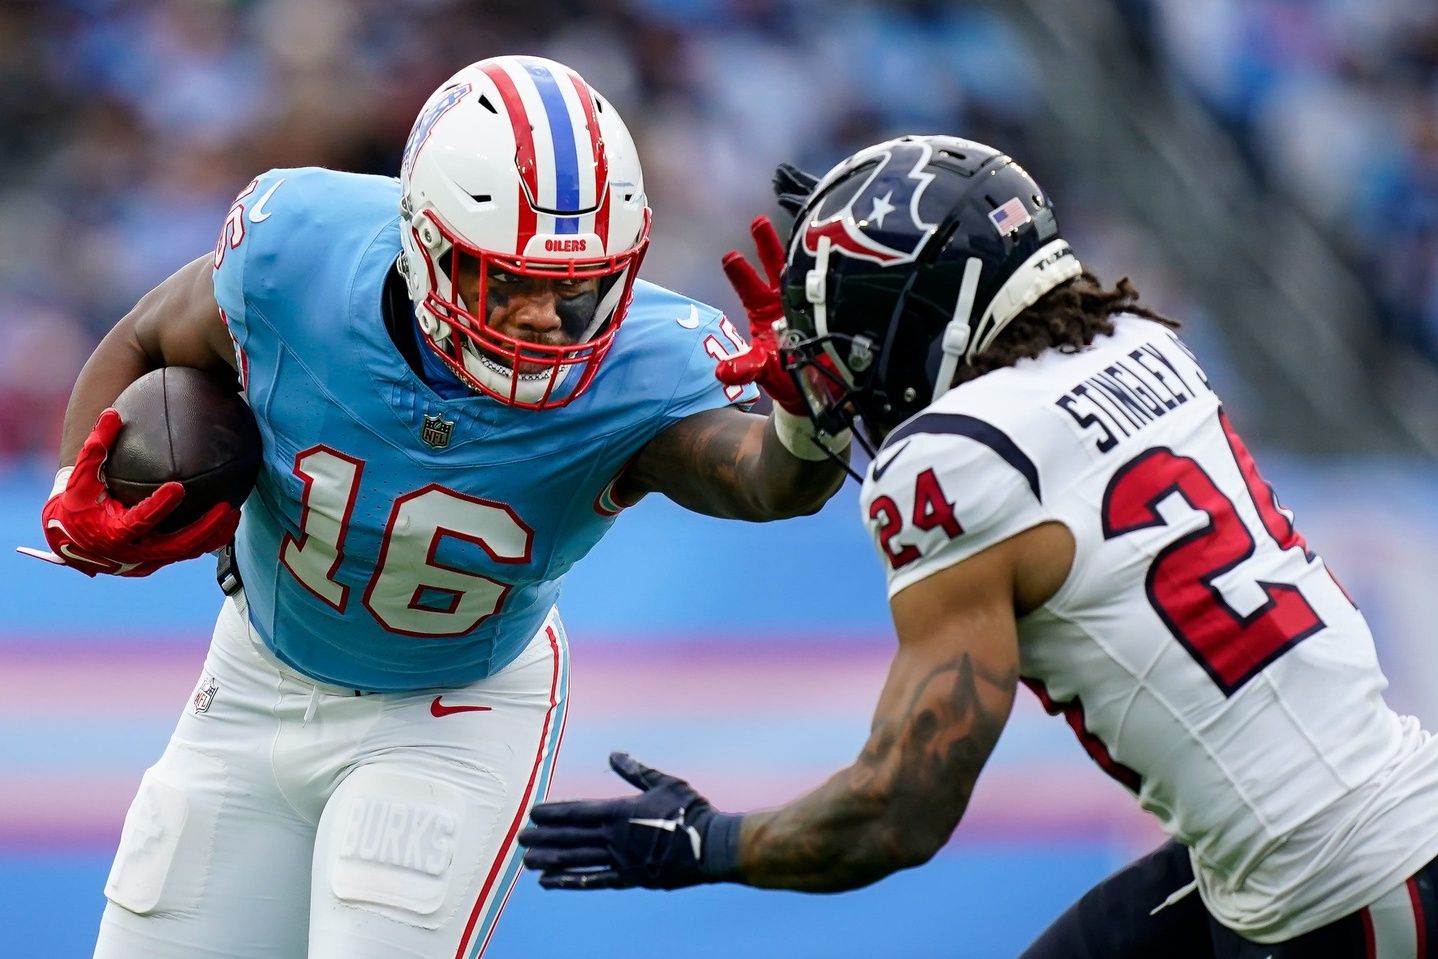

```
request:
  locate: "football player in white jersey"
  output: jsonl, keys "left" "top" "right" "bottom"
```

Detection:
{"left": 518, "top": 135, "right": 1438, "bottom": 957}
{"left": 29, "top": 57, "right": 849, "bottom": 959}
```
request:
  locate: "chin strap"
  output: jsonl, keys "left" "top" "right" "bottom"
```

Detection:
{"left": 804, "top": 235, "right": 833, "bottom": 335}
{"left": 932, "top": 257, "right": 983, "bottom": 404}
{"left": 930, "top": 239, "right": 1083, "bottom": 405}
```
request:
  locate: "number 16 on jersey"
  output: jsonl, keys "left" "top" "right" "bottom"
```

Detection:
{"left": 281, "top": 445, "right": 534, "bottom": 638}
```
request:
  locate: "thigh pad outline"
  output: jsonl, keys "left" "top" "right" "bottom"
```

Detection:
{"left": 322, "top": 765, "right": 505, "bottom": 925}
{"left": 104, "top": 748, "right": 226, "bottom": 916}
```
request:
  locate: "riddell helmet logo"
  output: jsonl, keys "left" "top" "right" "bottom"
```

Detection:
{"left": 802, "top": 140, "right": 941, "bottom": 266}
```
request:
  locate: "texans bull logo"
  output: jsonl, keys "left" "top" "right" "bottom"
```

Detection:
{"left": 802, "top": 139, "right": 942, "bottom": 266}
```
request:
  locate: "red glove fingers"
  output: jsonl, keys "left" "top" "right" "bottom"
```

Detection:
{"left": 63, "top": 409, "right": 185, "bottom": 539}
{"left": 720, "top": 217, "right": 787, "bottom": 326}
{"left": 712, "top": 326, "right": 806, "bottom": 414}
{"left": 146, "top": 501, "right": 242, "bottom": 560}
{"left": 85, "top": 503, "right": 238, "bottom": 578}
{"left": 713, "top": 333, "right": 769, "bottom": 386}
{"left": 720, "top": 252, "right": 782, "bottom": 326}
{"left": 750, "top": 214, "right": 786, "bottom": 288}
{"left": 717, "top": 215, "right": 809, "bottom": 415}
{"left": 38, "top": 408, "right": 238, "bottom": 577}
{"left": 65, "top": 408, "right": 123, "bottom": 503}
{"left": 114, "top": 482, "right": 186, "bottom": 540}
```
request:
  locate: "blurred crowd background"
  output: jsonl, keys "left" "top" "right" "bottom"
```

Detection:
{"left": 1131, "top": 0, "right": 1438, "bottom": 359}
{"left": 3, "top": 0, "right": 1438, "bottom": 460}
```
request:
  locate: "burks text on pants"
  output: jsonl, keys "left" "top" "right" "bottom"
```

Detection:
{"left": 337, "top": 796, "right": 458, "bottom": 876}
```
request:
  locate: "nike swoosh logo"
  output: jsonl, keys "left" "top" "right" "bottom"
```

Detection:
{"left": 676, "top": 306, "right": 700, "bottom": 329}
{"left": 59, "top": 544, "right": 137, "bottom": 574}
{"left": 869, "top": 439, "right": 912, "bottom": 482}
{"left": 628, "top": 815, "right": 704, "bottom": 859}
{"left": 628, "top": 817, "right": 681, "bottom": 831}
{"left": 430, "top": 696, "right": 493, "bottom": 718}
{"left": 43, "top": 521, "right": 137, "bottom": 573}
{"left": 249, "top": 178, "right": 285, "bottom": 222}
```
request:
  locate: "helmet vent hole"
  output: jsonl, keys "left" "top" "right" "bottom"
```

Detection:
{"left": 477, "top": 95, "right": 498, "bottom": 115}
{"left": 470, "top": 194, "right": 492, "bottom": 204}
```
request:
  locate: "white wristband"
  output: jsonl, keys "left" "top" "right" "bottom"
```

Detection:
{"left": 772, "top": 406, "right": 851, "bottom": 462}
{"left": 50, "top": 467, "right": 74, "bottom": 500}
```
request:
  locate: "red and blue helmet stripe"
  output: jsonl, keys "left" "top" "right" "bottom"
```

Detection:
{"left": 480, "top": 57, "right": 612, "bottom": 254}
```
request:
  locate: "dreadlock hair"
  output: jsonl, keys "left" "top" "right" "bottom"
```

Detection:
{"left": 954, "top": 273, "right": 1179, "bottom": 387}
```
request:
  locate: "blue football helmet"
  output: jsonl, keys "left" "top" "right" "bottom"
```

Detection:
{"left": 778, "top": 135, "right": 1082, "bottom": 455}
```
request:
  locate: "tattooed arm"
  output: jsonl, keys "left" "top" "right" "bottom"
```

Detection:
{"left": 516, "top": 523, "right": 1072, "bottom": 892}
{"left": 735, "top": 522, "right": 1070, "bottom": 891}
{"left": 618, "top": 407, "right": 847, "bottom": 521}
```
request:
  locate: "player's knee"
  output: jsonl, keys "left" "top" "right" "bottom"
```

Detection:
{"left": 104, "top": 749, "right": 225, "bottom": 916}
{"left": 319, "top": 765, "right": 506, "bottom": 927}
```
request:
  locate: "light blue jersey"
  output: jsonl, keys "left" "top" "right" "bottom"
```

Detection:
{"left": 213, "top": 168, "right": 756, "bottom": 691}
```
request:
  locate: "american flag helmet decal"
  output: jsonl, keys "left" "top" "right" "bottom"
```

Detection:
{"left": 988, "top": 196, "right": 1032, "bottom": 236}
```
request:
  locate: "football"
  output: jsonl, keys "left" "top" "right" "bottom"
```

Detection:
{"left": 105, "top": 366, "right": 262, "bottom": 533}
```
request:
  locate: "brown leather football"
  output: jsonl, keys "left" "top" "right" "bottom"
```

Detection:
{"left": 105, "top": 367, "right": 262, "bottom": 533}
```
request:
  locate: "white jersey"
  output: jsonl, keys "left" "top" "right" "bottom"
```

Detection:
{"left": 861, "top": 315, "right": 1438, "bottom": 942}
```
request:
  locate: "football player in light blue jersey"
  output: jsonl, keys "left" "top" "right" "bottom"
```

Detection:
{"left": 37, "top": 56, "right": 847, "bottom": 959}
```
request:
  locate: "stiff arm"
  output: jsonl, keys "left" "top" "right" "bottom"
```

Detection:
{"left": 618, "top": 406, "right": 847, "bottom": 522}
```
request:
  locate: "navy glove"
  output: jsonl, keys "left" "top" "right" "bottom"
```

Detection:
{"left": 773, "top": 162, "right": 819, "bottom": 217}
{"left": 518, "top": 752, "right": 743, "bottom": 890}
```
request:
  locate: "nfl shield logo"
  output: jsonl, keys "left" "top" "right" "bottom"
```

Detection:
{"left": 421, "top": 413, "right": 455, "bottom": 449}
{"left": 193, "top": 675, "right": 218, "bottom": 714}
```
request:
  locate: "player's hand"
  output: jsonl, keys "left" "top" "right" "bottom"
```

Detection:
{"left": 773, "top": 162, "right": 820, "bottom": 217}
{"left": 717, "top": 215, "right": 807, "bottom": 415}
{"left": 28, "top": 409, "right": 241, "bottom": 577}
{"left": 518, "top": 752, "right": 742, "bottom": 891}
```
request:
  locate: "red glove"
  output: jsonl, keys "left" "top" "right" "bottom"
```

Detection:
{"left": 717, "top": 216, "right": 808, "bottom": 415}
{"left": 27, "top": 409, "right": 241, "bottom": 577}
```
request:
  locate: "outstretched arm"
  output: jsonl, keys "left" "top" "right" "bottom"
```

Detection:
{"left": 733, "top": 531, "right": 1020, "bottom": 890}
{"left": 619, "top": 405, "right": 846, "bottom": 520}
{"left": 737, "top": 522, "right": 1072, "bottom": 888}
{"left": 617, "top": 216, "right": 848, "bottom": 521}
{"left": 517, "top": 524, "right": 1075, "bottom": 893}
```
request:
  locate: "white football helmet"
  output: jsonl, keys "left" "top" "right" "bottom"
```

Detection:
{"left": 398, "top": 55, "right": 651, "bottom": 408}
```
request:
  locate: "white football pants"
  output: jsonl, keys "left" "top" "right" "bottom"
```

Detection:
{"left": 92, "top": 590, "right": 569, "bottom": 959}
